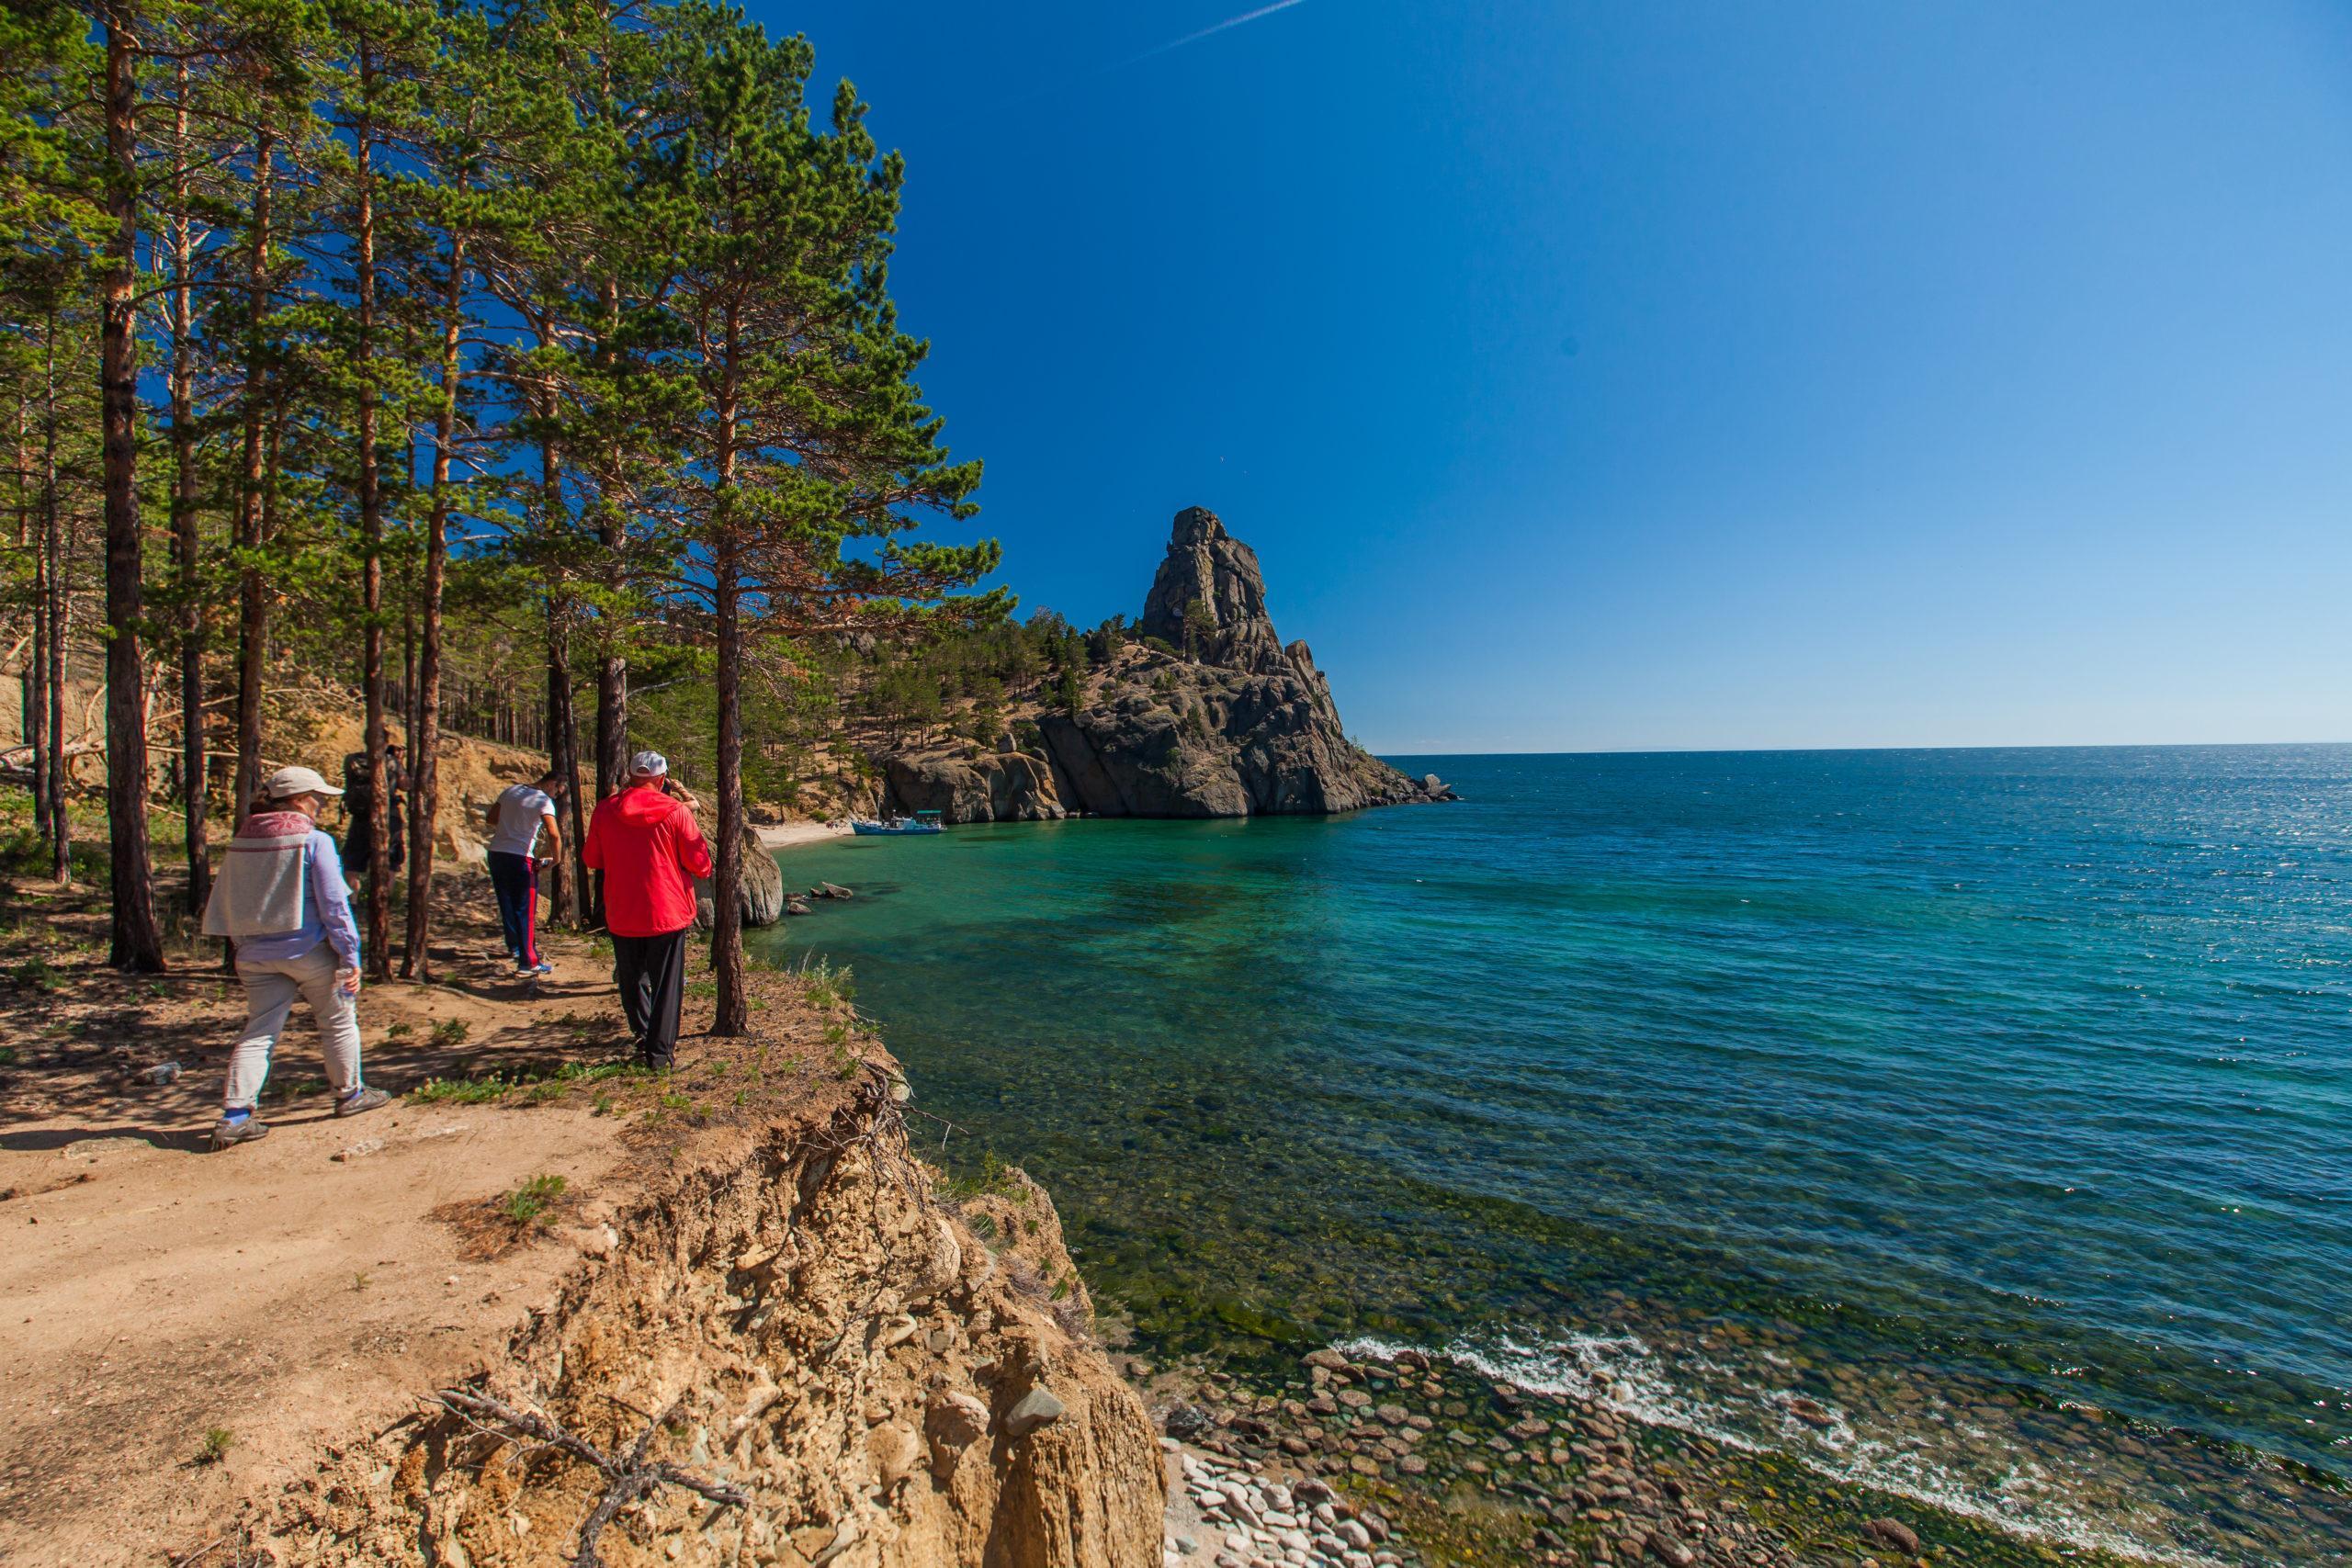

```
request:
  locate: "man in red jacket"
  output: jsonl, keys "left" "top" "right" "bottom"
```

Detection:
{"left": 582, "top": 750, "right": 713, "bottom": 1069}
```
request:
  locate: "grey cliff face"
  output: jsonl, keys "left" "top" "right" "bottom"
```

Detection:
{"left": 881, "top": 507, "right": 1457, "bottom": 821}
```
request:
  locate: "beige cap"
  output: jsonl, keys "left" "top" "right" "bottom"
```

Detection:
{"left": 264, "top": 764, "right": 343, "bottom": 799}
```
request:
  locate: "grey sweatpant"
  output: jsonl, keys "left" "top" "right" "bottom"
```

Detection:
{"left": 224, "top": 942, "right": 363, "bottom": 1111}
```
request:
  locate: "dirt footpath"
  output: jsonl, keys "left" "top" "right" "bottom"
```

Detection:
{"left": 0, "top": 880, "right": 643, "bottom": 1568}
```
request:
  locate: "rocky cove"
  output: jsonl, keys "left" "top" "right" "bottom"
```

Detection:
{"left": 100, "top": 938, "right": 2246, "bottom": 1568}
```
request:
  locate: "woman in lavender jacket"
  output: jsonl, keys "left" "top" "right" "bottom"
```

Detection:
{"left": 199, "top": 765, "right": 391, "bottom": 1150}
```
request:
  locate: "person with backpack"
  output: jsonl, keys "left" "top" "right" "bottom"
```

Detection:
{"left": 199, "top": 765, "right": 390, "bottom": 1150}
{"left": 487, "top": 769, "right": 564, "bottom": 976}
{"left": 582, "top": 750, "right": 712, "bottom": 1069}
{"left": 339, "top": 743, "right": 408, "bottom": 888}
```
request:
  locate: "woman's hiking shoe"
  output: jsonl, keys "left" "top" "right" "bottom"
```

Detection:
{"left": 209, "top": 1116, "right": 269, "bottom": 1151}
{"left": 334, "top": 1087, "right": 391, "bottom": 1118}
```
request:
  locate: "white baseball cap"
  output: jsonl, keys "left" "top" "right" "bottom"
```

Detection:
{"left": 265, "top": 764, "right": 343, "bottom": 798}
{"left": 629, "top": 750, "right": 669, "bottom": 778}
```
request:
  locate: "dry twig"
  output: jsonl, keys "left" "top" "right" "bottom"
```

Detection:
{"left": 435, "top": 1386, "right": 749, "bottom": 1568}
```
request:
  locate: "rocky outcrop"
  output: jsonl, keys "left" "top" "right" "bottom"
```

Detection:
{"left": 254, "top": 1067, "right": 1166, "bottom": 1568}
{"left": 882, "top": 750, "right": 1067, "bottom": 823}
{"left": 1138, "top": 507, "right": 1296, "bottom": 677}
{"left": 875, "top": 508, "right": 1455, "bottom": 823}
{"left": 1041, "top": 509, "right": 1454, "bottom": 818}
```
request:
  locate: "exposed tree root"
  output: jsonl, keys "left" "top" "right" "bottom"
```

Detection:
{"left": 435, "top": 1387, "right": 749, "bottom": 1568}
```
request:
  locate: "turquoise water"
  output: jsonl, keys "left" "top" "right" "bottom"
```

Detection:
{"left": 753, "top": 748, "right": 2352, "bottom": 1563}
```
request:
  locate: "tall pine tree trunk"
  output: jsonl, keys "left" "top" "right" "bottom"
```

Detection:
{"left": 168, "top": 62, "right": 208, "bottom": 914}
{"left": 42, "top": 328, "right": 66, "bottom": 884}
{"left": 401, "top": 235, "right": 466, "bottom": 981}
{"left": 355, "top": 66, "right": 390, "bottom": 980}
{"left": 711, "top": 310, "right": 746, "bottom": 1034}
{"left": 589, "top": 277, "right": 627, "bottom": 923}
{"left": 542, "top": 602, "right": 580, "bottom": 927}
{"left": 593, "top": 646, "right": 624, "bottom": 921}
{"left": 10, "top": 400, "right": 34, "bottom": 834}
{"left": 535, "top": 415, "right": 579, "bottom": 929}
{"left": 99, "top": 17, "right": 164, "bottom": 970}
{"left": 22, "top": 382, "right": 49, "bottom": 843}
{"left": 232, "top": 130, "right": 275, "bottom": 825}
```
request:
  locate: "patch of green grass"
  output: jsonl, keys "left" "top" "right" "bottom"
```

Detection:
{"left": 428, "top": 1018, "right": 469, "bottom": 1048}
{"left": 411, "top": 1073, "right": 514, "bottom": 1105}
{"left": 525, "top": 1079, "right": 565, "bottom": 1104}
{"left": 385, "top": 1022, "right": 413, "bottom": 1041}
{"left": 591, "top": 1090, "right": 614, "bottom": 1116}
{"left": 264, "top": 1076, "right": 329, "bottom": 1103}
{"left": 556, "top": 1059, "right": 642, "bottom": 1084}
{"left": 197, "top": 1427, "right": 233, "bottom": 1465}
{"left": 352, "top": 1270, "right": 370, "bottom": 1292}
{"left": 0, "top": 1045, "right": 17, "bottom": 1067}
{"left": 500, "top": 1173, "right": 567, "bottom": 1225}
{"left": 7, "top": 957, "right": 61, "bottom": 994}
{"left": 939, "top": 1151, "right": 1018, "bottom": 1206}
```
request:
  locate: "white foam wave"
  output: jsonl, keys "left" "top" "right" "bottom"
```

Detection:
{"left": 1331, "top": 1331, "right": 2230, "bottom": 1568}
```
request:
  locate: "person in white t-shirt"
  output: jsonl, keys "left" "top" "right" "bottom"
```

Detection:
{"left": 486, "top": 770, "right": 565, "bottom": 976}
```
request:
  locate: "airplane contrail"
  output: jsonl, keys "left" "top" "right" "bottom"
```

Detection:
{"left": 979, "top": 0, "right": 1313, "bottom": 114}
{"left": 1117, "top": 0, "right": 1313, "bottom": 69}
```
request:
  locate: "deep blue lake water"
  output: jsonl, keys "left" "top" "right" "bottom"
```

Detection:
{"left": 754, "top": 747, "right": 2352, "bottom": 1563}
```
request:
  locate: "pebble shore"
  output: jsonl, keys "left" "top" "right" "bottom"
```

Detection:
{"left": 1135, "top": 1343, "right": 2132, "bottom": 1568}
{"left": 1164, "top": 1442, "right": 1407, "bottom": 1568}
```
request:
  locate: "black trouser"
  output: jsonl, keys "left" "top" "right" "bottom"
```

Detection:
{"left": 613, "top": 927, "right": 688, "bottom": 1067}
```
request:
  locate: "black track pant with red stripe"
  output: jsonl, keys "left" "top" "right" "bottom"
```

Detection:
{"left": 487, "top": 851, "right": 540, "bottom": 966}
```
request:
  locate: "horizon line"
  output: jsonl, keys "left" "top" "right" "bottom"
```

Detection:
{"left": 1372, "top": 738, "right": 2352, "bottom": 759}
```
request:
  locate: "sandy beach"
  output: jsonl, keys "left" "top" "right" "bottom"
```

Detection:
{"left": 755, "top": 818, "right": 854, "bottom": 850}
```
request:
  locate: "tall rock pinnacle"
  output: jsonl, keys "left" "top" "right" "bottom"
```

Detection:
{"left": 1138, "top": 507, "right": 1295, "bottom": 676}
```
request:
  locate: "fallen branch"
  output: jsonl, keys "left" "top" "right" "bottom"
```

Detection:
{"left": 434, "top": 1387, "right": 749, "bottom": 1568}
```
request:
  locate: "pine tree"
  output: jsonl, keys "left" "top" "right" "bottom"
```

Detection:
{"left": 652, "top": 7, "right": 992, "bottom": 1032}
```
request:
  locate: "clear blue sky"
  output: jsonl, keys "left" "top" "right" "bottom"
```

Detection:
{"left": 763, "top": 0, "right": 2352, "bottom": 754}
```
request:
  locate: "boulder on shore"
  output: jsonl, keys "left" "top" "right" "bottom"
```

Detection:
{"left": 693, "top": 845, "right": 787, "bottom": 930}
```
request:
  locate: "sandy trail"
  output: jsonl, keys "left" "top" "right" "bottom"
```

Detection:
{"left": 0, "top": 886, "right": 639, "bottom": 1568}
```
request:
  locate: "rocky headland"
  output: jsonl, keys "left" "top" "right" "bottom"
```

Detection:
{"left": 879, "top": 509, "right": 1456, "bottom": 823}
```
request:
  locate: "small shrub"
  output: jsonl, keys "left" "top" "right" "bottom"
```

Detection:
{"left": 385, "top": 1022, "right": 413, "bottom": 1041}
{"left": 429, "top": 1019, "right": 469, "bottom": 1048}
{"left": 797, "top": 954, "right": 854, "bottom": 1010}
{"left": 501, "top": 1173, "right": 567, "bottom": 1225}
{"left": 197, "top": 1427, "right": 233, "bottom": 1465}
